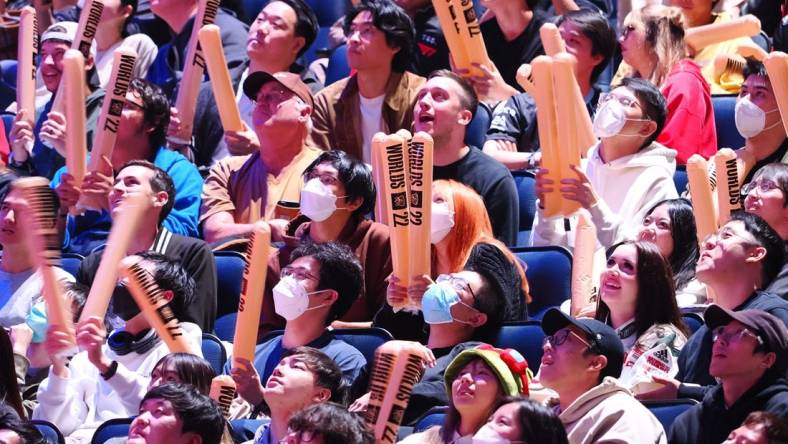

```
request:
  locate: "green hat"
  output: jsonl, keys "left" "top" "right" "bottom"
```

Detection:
{"left": 444, "top": 345, "right": 532, "bottom": 399}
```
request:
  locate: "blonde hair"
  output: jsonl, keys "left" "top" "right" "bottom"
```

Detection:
{"left": 632, "top": 5, "right": 687, "bottom": 87}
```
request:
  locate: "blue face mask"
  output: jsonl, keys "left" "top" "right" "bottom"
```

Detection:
{"left": 421, "top": 283, "right": 461, "bottom": 324}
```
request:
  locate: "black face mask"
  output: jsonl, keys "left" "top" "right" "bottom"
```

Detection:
{"left": 111, "top": 284, "right": 141, "bottom": 321}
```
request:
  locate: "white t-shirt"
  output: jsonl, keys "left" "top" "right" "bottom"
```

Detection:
{"left": 95, "top": 34, "right": 158, "bottom": 89}
{"left": 359, "top": 94, "right": 385, "bottom": 164}
{"left": 0, "top": 266, "right": 75, "bottom": 327}
{"left": 212, "top": 68, "right": 256, "bottom": 164}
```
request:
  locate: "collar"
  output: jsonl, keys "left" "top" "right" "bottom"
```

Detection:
{"left": 107, "top": 328, "right": 160, "bottom": 356}
{"left": 615, "top": 318, "right": 638, "bottom": 340}
{"left": 150, "top": 227, "right": 174, "bottom": 254}
{"left": 342, "top": 71, "right": 409, "bottom": 113}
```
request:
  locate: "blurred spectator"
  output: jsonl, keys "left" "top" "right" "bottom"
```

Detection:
{"left": 285, "top": 402, "right": 374, "bottom": 444}
{"left": 149, "top": 353, "right": 216, "bottom": 395}
{"left": 474, "top": 396, "right": 569, "bottom": 444}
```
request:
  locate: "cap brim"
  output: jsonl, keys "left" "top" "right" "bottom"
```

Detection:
{"left": 542, "top": 308, "right": 594, "bottom": 337}
{"left": 242, "top": 71, "right": 277, "bottom": 101}
{"left": 703, "top": 304, "right": 737, "bottom": 331}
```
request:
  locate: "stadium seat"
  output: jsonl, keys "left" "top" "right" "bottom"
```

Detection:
{"left": 2, "top": 113, "right": 14, "bottom": 142}
{"left": 641, "top": 399, "right": 698, "bottom": 432}
{"left": 682, "top": 312, "right": 704, "bottom": 335}
{"left": 512, "top": 246, "right": 573, "bottom": 320}
{"left": 512, "top": 171, "right": 537, "bottom": 245}
{"left": 213, "top": 251, "right": 247, "bottom": 318}
{"left": 201, "top": 333, "right": 227, "bottom": 374}
{"left": 61, "top": 253, "right": 84, "bottom": 278}
{"left": 464, "top": 103, "right": 492, "bottom": 150}
{"left": 492, "top": 321, "right": 545, "bottom": 373}
{"left": 31, "top": 420, "right": 64, "bottom": 444}
{"left": 712, "top": 95, "right": 745, "bottom": 150}
{"left": 0, "top": 60, "right": 17, "bottom": 112}
{"left": 413, "top": 406, "right": 448, "bottom": 433}
{"left": 214, "top": 312, "right": 237, "bottom": 342}
{"left": 673, "top": 165, "right": 688, "bottom": 195}
{"left": 91, "top": 417, "right": 133, "bottom": 444}
{"left": 332, "top": 327, "right": 393, "bottom": 365}
{"left": 324, "top": 44, "right": 350, "bottom": 86}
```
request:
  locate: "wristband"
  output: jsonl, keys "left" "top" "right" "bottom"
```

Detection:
{"left": 100, "top": 360, "right": 119, "bottom": 380}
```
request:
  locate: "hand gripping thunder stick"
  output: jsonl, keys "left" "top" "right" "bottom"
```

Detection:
{"left": 431, "top": 0, "right": 491, "bottom": 79}
{"left": 63, "top": 49, "right": 87, "bottom": 215}
{"left": 209, "top": 375, "right": 237, "bottom": 419}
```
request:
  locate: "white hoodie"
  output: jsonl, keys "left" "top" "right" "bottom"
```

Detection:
{"left": 559, "top": 377, "right": 666, "bottom": 444}
{"left": 531, "top": 142, "right": 679, "bottom": 249}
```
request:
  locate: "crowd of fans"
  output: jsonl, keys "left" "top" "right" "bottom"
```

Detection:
{"left": 0, "top": 0, "right": 786, "bottom": 443}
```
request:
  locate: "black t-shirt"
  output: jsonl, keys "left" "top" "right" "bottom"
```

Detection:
{"left": 741, "top": 138, "right": 788, "bottom": 186}
{"left": 433, "top": 146, "right": 519, "bottom": 246}
{"left": 409, "top": 6, "right": 451, "bottom": 77}
{"left": 481, "top": 12, "right": 548, "bottom": 91}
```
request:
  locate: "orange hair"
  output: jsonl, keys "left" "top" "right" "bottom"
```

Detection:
{"left": 434, "top": 180, "right": 531, "bottom": 302}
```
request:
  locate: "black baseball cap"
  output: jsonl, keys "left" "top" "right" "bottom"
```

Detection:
{"left": 542, "top": 308, "right": 625, "bottom": 379}
{"left": 704, "top": 304, "right": 788, "bottom": 372}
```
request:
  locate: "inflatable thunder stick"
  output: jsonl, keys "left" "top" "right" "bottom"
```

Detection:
{"left": 371, "top": 134, "right": 389, "bottom": 223}
{"left": 687, "top": 155, "right": 719, "bottom": 243}
{"left": 684, "top": 15, "right": 761, "bottom": 52}
{"left": 431, "top": 0, "right": 490, "bottom": 78}
{"left": 407, "top": 132, "right": 433, "bottom": 288}
{"left": 713, "top": 148, "right": 741, "bottom": 226}
{"left": 539, "top": 23, "right": 566, "bottom": 56}
{"left": 63, "top": 50, "right": 87, "bottom": 196}
{"left": 209, "top": 375, "right": 237, "bottom": 419}
{"left": 763, "top": 52, "right": 788, "bottom": 136}
{"left": 232, "top": 224, "right": 271, "bottom": 370}
{"left": 365, "top": 341, "right": 425, "bottom": 444}
{"left": 571, "top": 211, "right": 597, "bottom": 317}
{"left": 16, "top": 7, "right": 37, "bottom": 128}
{"left": 551, "top": 54, "right": 583, "bottom": 216}
{"left": 379, "top": 132, "right": 411, "bottom": 309}
{"left": 531, "top": 56, "right": 563, "bottom": 217}
{"left": 199, "top": 24, "right": 244, "bottom": 132}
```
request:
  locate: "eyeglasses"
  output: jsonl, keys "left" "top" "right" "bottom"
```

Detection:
{"left": 305, "top": 171, "right": 340, "bottom": 187}
{"left": 254, "top": 88, "right": 295, "bottom": 113}
{"left": 279, "top": 429, "right": 317, "bottom": 444}
{"left": 280, "top": 266, "right": 319, "bottom": 282}
{"left": 436, "top": 274, "right": 477, "bottom": 301}
{"left": 598, "top": 92, "right": 641, "bottom": 109}
{"left": 124, "top": 100, "right": 145, "bottom": 112}
{"left": 712, "top": 326, "right": 764, "bottom": 346}
{"left": 741, "top": 179, "right": 781, "bottom": 195}
{"left": 543, "top": 328, "right": 596, "bottom": 351}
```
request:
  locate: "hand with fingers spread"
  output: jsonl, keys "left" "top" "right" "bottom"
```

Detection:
{"left": 81, "top": 156, "right": 115, "bottom": 211}
{"left": 230, "top": 357, "right": 265, "bottom": 406}
{"left": 634, "top": 374, "right": 680, "bottom": 400}
{"left": 534, "top": 167, "right": 555, "bottom": 209}
{"left": 559, "top": 164, "right": 599, "bottom": 209}
{"left": 456, "top": 62, "right": 518, "bottom": 103}
{"left": 44, "top": 325, "right": 76, "bottom": 377}
{"left": 76, "top": 316, "right": 111, "bottom": 373}
{"left": 386, "top": 274, "right": 408, "bottom": 308}
{"left": 224, "top": 122, "right": 260, "bottom": 156}
{"left": 349, "top": 391, "right": 370, "bottom": 412}
{"left": 56, "top": 173, "right": 81, "bottom": 214}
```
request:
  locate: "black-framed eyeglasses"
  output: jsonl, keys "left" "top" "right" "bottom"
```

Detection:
{"left": 543, "top": 328, "right": 597, "bottom": 351}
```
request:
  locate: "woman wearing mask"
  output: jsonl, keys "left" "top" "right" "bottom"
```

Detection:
{"left": 594, "top": 240, "right": 689, "bottom": 390}
{"left": 374, "top": 180, "right": 528, "bottom": 342}
{"left": 619, "top": 4, "right": 716, "bottom": 164}
{"left": 400, "top": 346, "right": 532, "bottom": 443}
{"left": 637, "top": 198, "right": 706, "bottom": 306}
{"left": 472, "top": 396, "right": 568, "bottom": 444}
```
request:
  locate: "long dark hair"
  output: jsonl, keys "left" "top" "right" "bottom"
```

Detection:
{"left": 492, "top": 396, "right": 568, "bottom": 444}
{"left": 596, "top": 241, "right": 689, "bottom": 338}
{"left": 0, "top": 328, "right": 25, "bottom": 417}
{"left": 644, "top": 198, "right": 699, "bottom": 291}
{"left": 151, "top": 353, "right": 216, "bottom": 395}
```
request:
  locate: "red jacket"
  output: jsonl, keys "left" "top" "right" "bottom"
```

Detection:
{"left": 657, "top": 59, "right": 717, "bottom": 164}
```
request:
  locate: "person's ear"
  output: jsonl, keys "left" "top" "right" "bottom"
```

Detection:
{"left": 457, "top": 108, "right": 473, "bottom": 126}
{"left": 344, "top": 196, "right": 364, "bottom": 212}
{"left": 84, "top": 55, "right": 96, "bottom": 72}
{"left": 468, "top": 312, "right": 488, "bottom": 328}
{"left": 760, "top": 351, "right": 777, "bottom": 370}
{"left": 298, "top": 103, "right": 312, "bottom": 121}
{"left": 184, "top": 433, "right": 203, "bottom": 444}
{"left": 318, "top": 289, "right": 339, "bottom": 306}
{"left": 745, "top": 245, "right": 767, "bottom": 264}
{"left": 291, "top": 36, "right": 306, "bottom": 57}
{"left": 160, "top": 289, "right": 174, "bottom": 304}
{"left": 588, "top": 354, "right": 608, "bottom": 374}
{"left": 638, "top": 120, "right": 657, "bottom": 138}
{"left": 313, "top": 386, "right": 332, "bottom": 403}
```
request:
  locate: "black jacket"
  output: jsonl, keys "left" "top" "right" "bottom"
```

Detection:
{"left": 669, "top": 374, "right": 788, "bottom": 444}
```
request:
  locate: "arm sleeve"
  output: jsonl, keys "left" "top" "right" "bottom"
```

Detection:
{"left": 162, "top": 158, "right": 202, "bottom": 237}
{"left": 105, "top": 363, "right": 152, "bottom": 413}
{"left": 486, "top": 96, "right": 536, "bottom": 152}
{"left": 486, "top": 175, "right": 519, "bottom": 246}
{"left": 306, "top": 92, "right": 333, "bottom": 151}
{"left": 200, "top": 160, "right": 237, "bottom": 224}
{"left": 33, "top": 369, "right": 91, "bottom": 436}
{"left": 180, "top": 242, "right": 218, "bottom": 331}
{"left": 529, "top": 203, "right": 569, "bottom": 247}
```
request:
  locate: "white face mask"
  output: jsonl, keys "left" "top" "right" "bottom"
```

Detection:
{"left": 735, "top": 95, "right": 780, "bottom": 138}
{"left": 430, "top": 202, "right": 455, "bottom": 244}
{"left": 592, "top": 100, "right": 647, "bottom": 139}
{"left": 272, "top": 276, "right": 326, "bottom": 321}
{"left": 472, "top": 424, "right": 512, "bottom": 444}
{"left": 300, "top": 178, "right": 341, "bottom": 222}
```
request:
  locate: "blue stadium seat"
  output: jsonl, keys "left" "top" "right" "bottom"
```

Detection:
{"left": 413, "top": 406, "right": 448, "bottom": 433}
{"left": 641, "top": 399, "right": 698, "bottom": 432}
{"left": 492, "top": 321, "right": 544, "bottom": 373}
{"left": 214, "top": 312, "right": 237, "bottom": 342}
{"left": 0, "top": 60, "right": 17, "bottom": 112}
{"left": 61, "top": 253, "right": 84, "bottom": 278}
{"left": 201, "top": 333, "right": 227, "bottom": 375}
{"left": 464, "top": 103, "right": 491, "bottom": 149}
{"left": 712, "top": 94, "right": 745, "bottom": 150}
{"left": 512, "top": 171, "right": 537, "bottom": 245}
{"left": 324, "top": 44, "right": 350, "bottom": 86}
{"left": 673, "top": 165, "right": 688, "bottom": 195}
{"left": 31, "top": 420, "right": 64, "bottom": 444}
{"left": 682, "top": 312, "right": 704, "bottom": 335}
{"left": 512, "top": 246, "right": 573, "bottom": 320}
{"left": 332, "top": 327, "right": 393, "bottom": 365}
{"left": 91, "top": 417, "right": 133, "bottom": 444}
{"left": 2, "top": 113, "right": 14, "bottom": 142}
{"left": 213, "top": 251, "right": 247, "bottom": 318}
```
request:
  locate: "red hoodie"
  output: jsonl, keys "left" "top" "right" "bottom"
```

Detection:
{"left": 657, "top": 59, "right": 717, "bottom": 164}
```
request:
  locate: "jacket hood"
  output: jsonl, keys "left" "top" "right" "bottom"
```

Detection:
{"left": 704, "top": 374, "right": 788, "bottom": 410}
{"left": 588, "top": 141, "right": 677, "bottom": 176}
{"left": 559, "top": 377, "right": 632, "bottom": 422}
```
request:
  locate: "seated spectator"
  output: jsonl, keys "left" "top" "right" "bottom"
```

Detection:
{"left": 149, "top": 353, "right": 216, "bottom": 395}
{"left": 214, "top": 0, "right": 320, "bottom": 161}
{"left": 0, "top": 329, "right": 24, "bottom": 419}
{"left": 473, "top": 396, "right": 569, "bottom": 444}
{"left": 93, "top": 0, "right": 157, "bottom": 88}
{"left": 0, "top": 181, "right": 74, "bottom": 328}
{"left": 225, "top": 243, "right": 366, "bottom": 392}
{"left": 669, "top": 306, "right": 788, "bottom": 444}
{"left": 593, "top": 240, "right": 688, "bottom": 389}
{"left": 239, "top": 347, "right": 345, "bottom": 443}
{"left": 537, "top": 308, "right": 667, "bottom": 443}
{"left": 639, "top": 212, "right": 787, "bottom": 402}
{"left": 201, "top": 71, "right": 321, "bottom": 242}
{"left": 146, "top": 0, "right": 248, "bottom": 167}
{"left": 415, "top": 70, "right": 519, "bottom": 245}
{"left": 637, "top": 198, "right": 706, "bottom": 306}
{"left": 620, "top": 5, "right": 716, "bottom": 164}
{"left": 8, "top": 22, "right": 104, "bottom": 179}
{"left": 126, "top": 384, "right": 224, "bottom": 444}
{"left": 743, "top": 163, "right": 787, "bottom": 294}
{"left": 33, "top": 252, "right": 204, "bottom": 440}
{"left": 401, "top": 346, "right": 531, "bottom": 443}
{"left": 532, "top": 78, "right": 678, "bottom": 249}
{"left": 483, "top": 8, "right": 616, "bottom": 169}
{"left": 74, "top": 161, "right": 217, "bottom": 332}
{"left": 260, "top": 150, "right": 391, "bottom": 334}
{"left": 284, "top": 402, "right": 374, "bottom": 444}
{"left": 723, "top": 411, "right": 788, "bottom": 444}
{"left": 0, "top": 402, "right": 44, "bottom": 443}
{"left": 54, "top": 78, "right": 202, "bottom": 255}
{"left": 395, "top": 0, "right": 450, "bottom": 77}
{"left": 374, "top": 179, "right": 528, "bottom": 342}
{"left": 308, "top": 0, "right": 424, "bottom": 163}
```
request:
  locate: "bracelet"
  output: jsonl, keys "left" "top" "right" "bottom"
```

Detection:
{"left": 100, "top": 360, "right": 119, "bottom": 380}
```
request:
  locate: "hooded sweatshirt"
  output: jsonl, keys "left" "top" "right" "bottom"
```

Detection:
{"left": 669, "top": 375, "right": 788, "bottom": 444}
{"left": 559, "top": 377, "right": 667, "bottom": 444}
{"left": 531, "top": 141, "right": 678, "bottom": 249}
